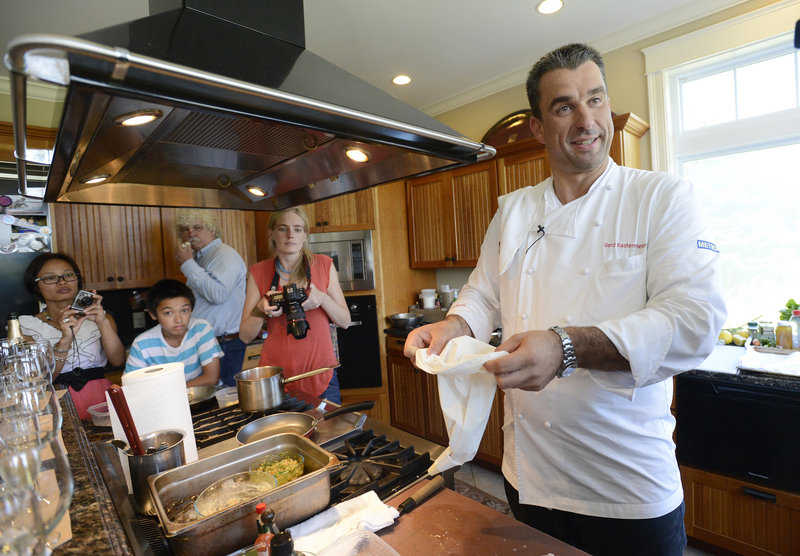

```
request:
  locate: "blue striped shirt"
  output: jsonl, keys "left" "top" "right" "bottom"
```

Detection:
{"left": 125, "top": 318, "right": 223, "bottom": 381}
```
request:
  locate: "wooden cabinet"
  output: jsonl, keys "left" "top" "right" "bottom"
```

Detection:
{"left": 475, "top": 390, "right": 504, "bottom": 466}
{"left": 306, "top": 188, "right": 375, "bottom": 232}
{"left": 406, "top": 159, "right": 498, "bottom": 268}
{"left": 52, "top": 204, "right": 256, "bottom": 291}
{"left": 407, "top": 113, "right": 648, "bottom": 268}
{"left": 385, "top": 335, "right": 448, "bottom": 440}
{"left": 0, "top": 122, "right": 55, "bottom": 163}
{"left": 161, "top": 208, "right": 257, "bottom": 280}
{"left": 52, "top": 203, "right": 164, "bottom": 290}
{"left": 681, "top": 465, "right": 800, "bottom": 555}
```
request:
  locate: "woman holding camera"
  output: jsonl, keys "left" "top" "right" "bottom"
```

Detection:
{"left": 19, "top": 253, "right": 125, "bottom": 419}
{"left": 240, "top": 208, "right": 350, "bottom": 402}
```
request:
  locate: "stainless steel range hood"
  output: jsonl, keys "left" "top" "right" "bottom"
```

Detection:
{"left": 5, "top": 0, "right": 494, "bottom": 210}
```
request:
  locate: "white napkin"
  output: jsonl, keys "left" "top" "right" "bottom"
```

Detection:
{"left": 287, "top": 491, "right": 399, "bottom": 554}
{"left": 415, "top": 336, "right": 505, "bottom": 475}
{"left": 738, "top": 347, "right": 800, "bottom": 376}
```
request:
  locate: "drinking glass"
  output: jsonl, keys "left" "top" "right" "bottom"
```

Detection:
{"left": 0, "top": 338, "right": 19, "bottom": 363}
{"left": 0, "top": 484, "right": 42, "bottom": 555}
{"left": 0, "top": 405, "right": 42, "bottom": 488}
{"left": 13, "top": 342, "right": 55, "bottom": 384}
{"left": 2, "top": 354, "right": 46, "bottom": 387}
{"left": 13, "top": 382, "right": 62, "bottom": 440}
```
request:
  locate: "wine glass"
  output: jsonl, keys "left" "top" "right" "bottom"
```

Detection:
{"left": 34, "top": 433, "right": 73, "bottom": 550}
{"left": 0, "top": 483, "right": 42, "bottom": 555}
{"left": 2, "top": 354, "right": 46, "bottom": 388}
{"left": 13, "top": 382, "right": 63, "bottom": 440}
{"left": 13, "top": 342, "right": 55, "bottom": 384}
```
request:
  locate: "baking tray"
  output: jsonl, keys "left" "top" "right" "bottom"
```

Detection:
{"left": 148, "top": 433, "right": 338, "bottom": 556}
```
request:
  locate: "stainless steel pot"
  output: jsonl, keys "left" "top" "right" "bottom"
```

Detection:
{"left": 234, "top": 366, "right": 332, "bottom": 413}
{"left": 186, "top": 385, "right": 216, "bottom": 406}
{"left": 236, "top": 401, "right": 375, "bottom": 445}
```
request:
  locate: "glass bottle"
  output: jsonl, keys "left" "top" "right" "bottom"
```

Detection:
{"left": 747, "top": 321, "right": 759, "bottom": 342}
{"left": 6, "top": 312, "right": 23, "bottom": 343}
{"left": 790, "top": 310, "right": 800, "bottom": 351}
{"left": 254, "top": 502, "right": 271, "bottom": 555}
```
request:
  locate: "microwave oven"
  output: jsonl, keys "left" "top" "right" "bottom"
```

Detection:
{"left": 308, "top": 230, "right": 374, "bottom": 291}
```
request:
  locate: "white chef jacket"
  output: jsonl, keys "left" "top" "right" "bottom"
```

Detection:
{"left": 449, "top": 159, "right": 726, "bottom": 519}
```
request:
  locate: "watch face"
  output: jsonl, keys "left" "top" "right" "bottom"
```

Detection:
{"left": 559, "top": 366, "right": 576, "bottom": 378}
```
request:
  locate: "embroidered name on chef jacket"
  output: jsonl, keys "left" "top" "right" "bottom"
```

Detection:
{"left": 696, "top": 240, "right": 719, "bottom": 253}
{"left": 603, "top": 241, "right": 647, "bottom": 248}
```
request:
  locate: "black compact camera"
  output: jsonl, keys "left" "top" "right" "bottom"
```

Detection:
{"left": 267, "top": 284, "right": 310, "bottom": 339}
{"left": 70, "top": 290, "right": 95, "bottom": 315}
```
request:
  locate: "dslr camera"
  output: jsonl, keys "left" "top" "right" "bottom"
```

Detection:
{"left": 70, "top": 290, "right": 95, "bottom": 315}
{"left": 267, "top": 284, "right": 310, "bottom": 339}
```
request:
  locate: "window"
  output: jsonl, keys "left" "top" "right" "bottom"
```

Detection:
{"left": 651, "top": 30, "right": 800, "bottom": 328}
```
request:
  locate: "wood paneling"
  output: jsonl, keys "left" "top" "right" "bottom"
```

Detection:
{"left": 387, "top": 353, "right": 426, "bottom": 437}
{"left": 307, "top": 188, "right": 375, "bottom": 232}
{"left": 52, "top": 204, "right": 164, "bottom": 290}
{"left": 407, "top": 159, "right": 497, "bottom": 268}
{"left": 0, "top": 122, "right": 56, "bottom": 162}
{"left": 682, "top": 465, "right": 800, "bottom": 555}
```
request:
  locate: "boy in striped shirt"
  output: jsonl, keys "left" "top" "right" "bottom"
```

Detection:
{"left": 125, "top": 279, "right": 223, "bottom": 386}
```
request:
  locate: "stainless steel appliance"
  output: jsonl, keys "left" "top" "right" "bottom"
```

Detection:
{"left": 309, "top": 231, "right": 374, "bottom": 292}
{"left": 89, "top": 390, "right": 447, "bottom": 555}
{"left": 6, "top": 1, "right": 494, "bottom": 210}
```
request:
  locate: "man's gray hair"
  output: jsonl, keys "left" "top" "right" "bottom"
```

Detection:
{"left": 174, "top": 209, "right": 221, "bottom": 238}
{"left": 526, "top": 43, "right": 607, "bottom": 119}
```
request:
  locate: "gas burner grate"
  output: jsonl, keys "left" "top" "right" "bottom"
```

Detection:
{"left": 191, "top": 394, "right": 313, "bottom": 449}
{"left": 329, "top": 430, "right": 431, "bottom": 504}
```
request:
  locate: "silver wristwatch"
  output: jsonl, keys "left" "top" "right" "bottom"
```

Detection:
{"left": 549, "top": 325, "right": 577, "bottom": 378}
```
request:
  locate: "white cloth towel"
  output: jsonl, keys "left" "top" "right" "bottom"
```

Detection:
{"left": 287, "top": 491, "right": 399, "bottom": 554}
{"left": 738, "top": 346, "right": 800, "bottom": 376}
{"left": 415, "top": 336, "right": 506, "bottom": 475}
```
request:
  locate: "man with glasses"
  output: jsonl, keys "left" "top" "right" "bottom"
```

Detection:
{"left": 174, "top": 209, "right": 247, "bottom": 386}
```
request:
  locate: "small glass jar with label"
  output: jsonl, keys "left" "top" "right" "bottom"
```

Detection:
{"left": 776, "top": 320, "right": 793, "bottom": 350}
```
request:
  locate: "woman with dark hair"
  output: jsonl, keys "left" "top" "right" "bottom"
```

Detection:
{"left": 20, "top": 252, "right": 125, "bottom": 419}
{"left": 239, "top": 207, "right": 350, "bottom": 403}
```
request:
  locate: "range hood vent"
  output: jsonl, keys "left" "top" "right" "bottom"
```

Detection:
{"left": 6, "top": 0, "right": 494, "bottom": 210}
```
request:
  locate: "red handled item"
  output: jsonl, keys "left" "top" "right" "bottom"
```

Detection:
{"left": 107, "top": 384, "right": 145, "bottom": 456}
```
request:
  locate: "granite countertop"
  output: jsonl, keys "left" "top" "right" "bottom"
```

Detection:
{"left": 55, "top": 394, "right": 131, "bottom": 555}
{"left": 686, "top": 345, "right": 800, "bottom": 392}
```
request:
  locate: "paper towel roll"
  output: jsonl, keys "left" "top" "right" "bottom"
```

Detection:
{"left": 107, "top": 363, "right": 198, "bottom": 492}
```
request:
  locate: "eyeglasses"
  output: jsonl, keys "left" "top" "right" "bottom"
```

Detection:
{"left": 34, "top": 272, "right": 79, "bottom": 285}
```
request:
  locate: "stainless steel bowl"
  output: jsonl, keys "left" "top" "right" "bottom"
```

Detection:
{"left": 387, "top": 312, "right": 423, "bottom": 329}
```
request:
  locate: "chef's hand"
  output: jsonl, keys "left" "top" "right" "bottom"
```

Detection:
{"left": 484, "top": 330, "right": 562, "bottom": 391}
{"left": 301, "top": 284, "right": 325, "bottom": 311}
{"left": 257, "top": 289, "right": 284, "bottom": 319}
{"left": 403, "top": 315, "right": 472, "bottom": 361}
{"left": 176, "top": 241, "right": 193, "bottom": 264}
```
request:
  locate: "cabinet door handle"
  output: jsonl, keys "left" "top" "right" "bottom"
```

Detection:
{"left": 107, "top": 276, "right": 114, "bottom": 282}
{"left": 743, "top": 487, "right": 776, "bottom": 502}
{"left": 316, "top": 221, "right": 322, "bottom": 227}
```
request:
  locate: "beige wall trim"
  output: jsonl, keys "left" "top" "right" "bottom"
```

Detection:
{"left": 642, "top": 0, "right": 800, "bottom": 74}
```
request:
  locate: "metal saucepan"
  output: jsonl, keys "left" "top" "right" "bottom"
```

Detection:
{"left": 186, "top": 385, "right": 217, "bottom": 406}
{"left": 234, "top": 365, "right": 334, "bottom": 413}
{"left": 236, "top": 400, "right": 375, "bottom": 445}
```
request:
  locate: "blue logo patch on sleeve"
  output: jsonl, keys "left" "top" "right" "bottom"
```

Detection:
{"left": 697, "top": 240, "right": 719, "bottom": 253}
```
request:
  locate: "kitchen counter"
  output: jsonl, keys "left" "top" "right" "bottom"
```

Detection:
{"left": 54, "top": 393, "right": 131, "bottom": 555}
{"left": 686, "top": 345, "right": 800, "bottom": 392}
{"left": 380, "top": 479, "right": 588, "bottom": 555}
{"left": 63, "top": 391, "right": 578, "bottom": 555}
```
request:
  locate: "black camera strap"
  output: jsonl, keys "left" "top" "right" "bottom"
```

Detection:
{"left": 269, "top": 255, "right": 311, "bottom": 292}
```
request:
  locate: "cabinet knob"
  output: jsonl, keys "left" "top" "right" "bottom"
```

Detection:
{"left": 107, "top": 276, "right": 114, "bottom": 282}
{"left": 323, "top": 220, "right": 329, "bottom": 226}
{"left": 316, "top": 221, "right": 322, "bottom": 227}
{"left": 116, "top": 276, "right": 123, "bottom": 282}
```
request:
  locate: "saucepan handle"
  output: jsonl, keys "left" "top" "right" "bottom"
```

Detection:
{"left": 322, "top": 400, "right": 375, "bottom": 420}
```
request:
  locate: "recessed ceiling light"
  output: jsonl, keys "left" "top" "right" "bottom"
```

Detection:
{"left": 344, "top": 147, "right": 370, "bottom": 163}
{"left": 537, "top": 0, "right": 563, "bottom": 15}
{"left": 247, "top": 186, "right": 267, "bottom": 197}
{"left": 114, "top": 109, "right": 163, "bottom": 126}
{"left": 80, "top": 174, "right": 110, "bottom": 185}
{"left": 392, "top": 74, "right": 412, "bottom": 86}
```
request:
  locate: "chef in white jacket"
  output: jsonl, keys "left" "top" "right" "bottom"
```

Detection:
{"left": 404, "top": 43, "right": 726, "bottom": 556}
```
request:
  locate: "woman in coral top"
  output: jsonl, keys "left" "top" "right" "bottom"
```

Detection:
{"left": 239, "top": 207, "right": 350, "bottom": 402}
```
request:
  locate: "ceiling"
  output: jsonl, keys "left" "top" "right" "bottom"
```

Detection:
{"left": 1, "top": 0, "right": 748, "bottom": 116}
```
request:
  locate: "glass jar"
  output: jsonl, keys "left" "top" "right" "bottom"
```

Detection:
{"left": 790, "top": 310, "right": 800, "bottom": 350}
{"left": 776, "top": 320, "right": 793, "bottom": 350}
{"left": 759, "top": 322, "right": 776, "bottom": 345}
